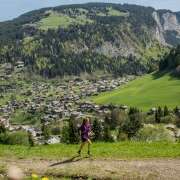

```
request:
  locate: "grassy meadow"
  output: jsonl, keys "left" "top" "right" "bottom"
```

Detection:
{"left": 92, "top": 73, "right": 180, "bottom": 111}
{"left": 37, "top": 7, "right": 129, "bottom": 30}
{"left": 97, "top": 7, "right": 129, "bottom": 17}
{"left": 0, "top": 142, "right": 180, "bottom": 160}
{"left": 37, "top": 12, "right": 93, "bottom": 30}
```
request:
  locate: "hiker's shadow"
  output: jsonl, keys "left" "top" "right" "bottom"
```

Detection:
{"left": 49, "top": 155, "right": 87, "bottom": 167}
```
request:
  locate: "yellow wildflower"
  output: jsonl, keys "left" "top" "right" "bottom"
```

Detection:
{"left": 42, "top": 177, "right": 49, "bottom": 180}
{"left": 31, "top": 173, "right": 38, "bottom": 179}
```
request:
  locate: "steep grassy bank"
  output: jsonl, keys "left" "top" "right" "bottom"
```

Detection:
{"left": 92, "top": 73, "right": 180, "bottom": 111}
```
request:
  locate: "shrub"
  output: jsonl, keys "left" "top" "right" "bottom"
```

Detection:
{"left": 28, "top": 132, "right": 35, "bottom": 147}
{"left": 104, "top": 115, "right": 111, "bottom": 126}
{"left": 175, "top": 116, "right": 180, "bottom": 128}
{"left": 164, "top": 106, "right": 169, "bottom": 116}
{"left": 0, "top": 124, "right": 6, "bottom": 134}
{"left": 128, "top": 107, "right": 140, "bottom": 115}
{"left": 41, "top": 124, "right": 50, "bottom": 141}
{"left": 51, "top": 127, "right": 61, "bottom": 135}
{"left": 160, "top": 115, "right": 175, "bottom": 124}
{"left": 61, "top": 118, "right": 80, "bottom": 144}
{"left": 0, "top": 133, "right": 8, "bottom": 144}
{"left": 121, "top": 112, "right": 143, "bottom": 138}
{"left": 174, "top": 106, "right": 179, "bottom": 115}
{"left": 155, "top": 107, "right": 163, "bottom": 123}
{"left": 0, "top": 131, "right": 29, "bottom": 145}
{"left": 92, "top": 119, "right": 103, "bottom": 141}
{"left": 103, "top": 124, "right": 114, "bottom": 142}
{"left": 134, "top": 125, "right": 175, "bottom": 142}
{"left": 111, "top": 108, "right": 127, "bottom": 129}
{"left": 68, "top": 119, "right": 80, "bottom": 144}
{"left": 61, "top": 125, "right": 70, "bottom": 143}
{"left": 175, "top": 65, "right": 180, "bottom": 76}
{"left": 117, "top": 131, "right": 128, "bottom": 141}
{"left": 144, "top": 115, "right": 155, "bottom": 124}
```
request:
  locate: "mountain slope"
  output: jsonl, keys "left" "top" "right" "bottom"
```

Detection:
{"left": 92, "top": 72, "right": 180, "bottom": 110}
{"left": 159, "top": 45, "right": 180, "bottom": 76}
{"left": 0, "top": 3, "right": 180, "bottom": 77}
{"left": 92, "top": 45, "right": 180, "bottom": 110}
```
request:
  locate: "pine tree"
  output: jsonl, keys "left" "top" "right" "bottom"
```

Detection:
{"left": 68, "top": 119, "right": 79, "bottom": 144}
{"left": 164, "top": 106, "right": 169, "bottom": 116}
{"left": 28, "top": 131, "right": 35, "bottom": 147}
{"left": 92, "top": 118, "right": 102, "bottom": 141}
{"left": 61, "top": 125, "right": 70, "bottom": 143}
{"left": 155, "top": 110, "right": 160, "bottom": 123}
{"left": 175, "top": 116, "right": 180, "bottom": 128}
{"left": 155, "top": 106, "right": 163, "bottom": 123}
{"left": 111, "top": 108, "right": 120, "bottom": 129}
{"left": 158, "top": 106, "right": 163, "bottom": 117}
{"left": 41, "top": 123, "right": 50, "bottom": 141}
{"left": 103, "top": 124, "right": 113, "bottom": 142}
{"left": 0, "top": 123, "right": 6, "bottom": 134}
{"left": 174, "top": 106, "right": 179, "bottom": 115}
{"left": 104, "top": 115, "right": 111, "bottom": 126}
{"left": 128, "top": 107, "right": 139, "bottom": 115}
{"left": 122, "top": 112, "right": 143, "bottom": 138}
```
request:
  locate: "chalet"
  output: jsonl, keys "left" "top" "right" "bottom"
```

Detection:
{"left": 15, "top": 61, "right": 24, "bottom": 71}
{"left": 47, "top": 136, "right": 60, "bottom": 144}
{"left": 71, "top": 111, "right": 82, "bottom": 118}
{"left": 120, "top": 105, "right": 128, "bottom": 111}
{"left": 149, "top": 107, "right": 157, "bottom": 114}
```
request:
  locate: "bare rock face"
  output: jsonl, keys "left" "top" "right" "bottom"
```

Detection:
{"left": 152, "top": 11, "right": 180, "bottom": 46}
{"left": 152, "top": 11, "right": 166, "bottom": 45}
{"left": 95, "top": 41, "right": 135, "bottom": 58}
{"left": 162, "top": 12, "right": 180, "bottom": 32}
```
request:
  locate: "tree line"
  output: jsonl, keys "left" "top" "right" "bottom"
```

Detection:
{"left": 159, "top": 45, "right": 180, "bottom": 76}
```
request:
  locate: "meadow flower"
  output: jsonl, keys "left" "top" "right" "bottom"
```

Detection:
{"left": 42, "top": 177, "right": 49, "bottom": 180}
{"left": 31, "top": 173, "right": 38, "bottom": 179}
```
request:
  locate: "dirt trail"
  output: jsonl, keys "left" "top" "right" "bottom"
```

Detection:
{"left": 1, "top": 157, "right": 180, "bottom": 179}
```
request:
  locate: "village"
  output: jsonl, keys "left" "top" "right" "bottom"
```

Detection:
{"left": 0, "top": 62, "right": 135, "bottom": 144}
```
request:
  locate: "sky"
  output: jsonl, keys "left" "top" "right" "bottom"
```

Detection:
{"left": 0, "top": 0, "right": 180, "bottom": 22}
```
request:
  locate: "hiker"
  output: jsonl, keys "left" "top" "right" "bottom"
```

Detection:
{"left": 78, "top": 117, "right": 92, "bottom": 156}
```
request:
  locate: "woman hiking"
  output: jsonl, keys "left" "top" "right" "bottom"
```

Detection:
{"left": 78, "top": 117, "right": 92, "bottom": 156}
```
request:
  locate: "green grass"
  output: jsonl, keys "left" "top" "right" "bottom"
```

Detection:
{"left": 37, "top": 12, "right": 93, "bottom": 30}
{"left": 92, "top": 73, "right": 180, "bottom": 111}
{"left": 0, "top": 142, "right": 180, "bottom": 160}
{"left": 97, "top": 7, "right": 129, "bottom": 17}
{"left": 107, "top": 7, "right": 129, "bottom": 16}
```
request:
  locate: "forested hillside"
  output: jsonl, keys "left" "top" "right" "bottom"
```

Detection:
{"left": 0, "top": 3, "right": 180, "bottom": 77}
{"left": 159, "top": 45, "right": 180, "bottom": 76}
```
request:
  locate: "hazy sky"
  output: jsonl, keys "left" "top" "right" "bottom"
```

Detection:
{"left": 0, "top": 0, "right": 180, "bottom": 22}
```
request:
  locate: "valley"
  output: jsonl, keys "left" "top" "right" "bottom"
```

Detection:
{"left": 0, "top": 1, "right": 179, "bottom": 150}
{"left": 0, "top": 62, "right": 135, "bottom": 144}
{"left": 0, "top": 2, "right": 180, "bottom": 179}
